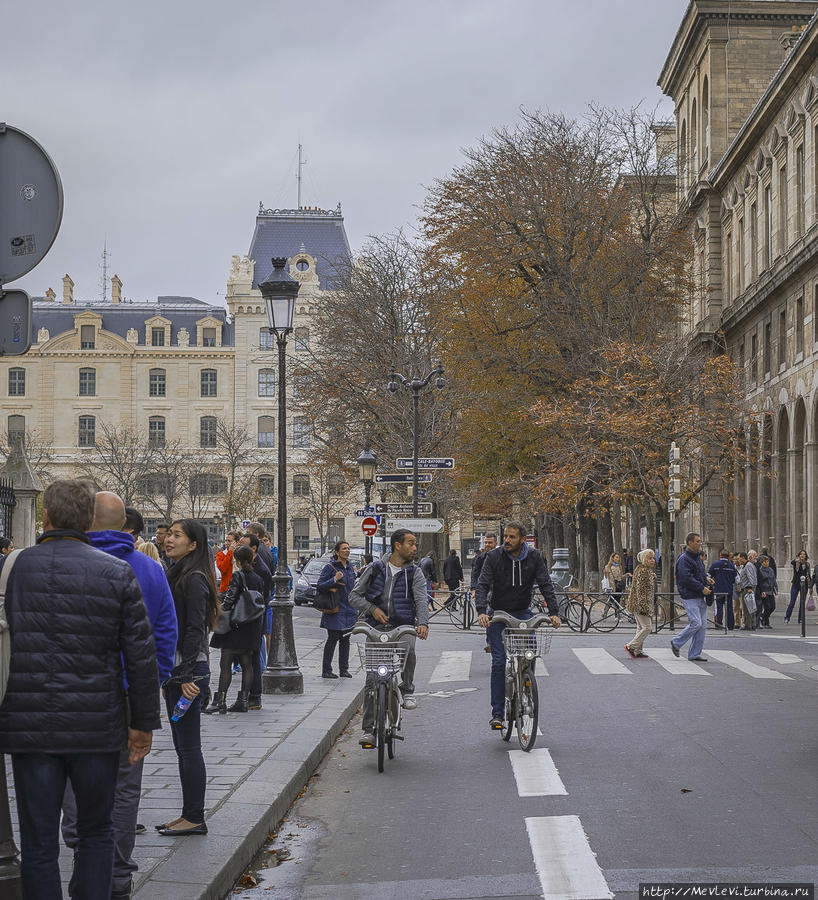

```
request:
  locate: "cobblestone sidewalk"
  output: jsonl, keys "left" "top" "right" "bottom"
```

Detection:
{"left": 5, "top": 621, "right": 363, "bottom": 899}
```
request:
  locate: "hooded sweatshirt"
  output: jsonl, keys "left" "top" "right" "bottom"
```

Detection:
{"left": 474, "top": 542, "right": 558, "bottom": 615}
{"left": 89, "top": 530, "right": 178, "bottom": 682}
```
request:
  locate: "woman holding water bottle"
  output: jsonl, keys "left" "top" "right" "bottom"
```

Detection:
{"left": 156, "top": 519, "right": 220, "bottom": 836}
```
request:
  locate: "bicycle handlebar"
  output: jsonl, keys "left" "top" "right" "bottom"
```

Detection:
{"left": 352, "top": 622, "right": 418, "bottom": 642}
{"left": 490, "top": 611, "right": 553, "bottom": 629}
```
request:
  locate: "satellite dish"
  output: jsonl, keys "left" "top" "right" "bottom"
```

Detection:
{"left": 0, "top": 123, "right": 63, "bottom": 285}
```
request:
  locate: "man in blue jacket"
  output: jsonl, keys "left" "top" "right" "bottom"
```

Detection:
{"left": 708, "top": 549, "right": 738, "bottom": 631}
{"left": 672, "top": 532, "right": 713, "bottom": 661}
{"left": 62, "top": 492, "right": 177, "bottom": 899}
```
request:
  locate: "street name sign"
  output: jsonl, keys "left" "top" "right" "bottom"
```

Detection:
{"left": 386, "top": 518, "right": 444, "bottom": 534}
{"left": 354, "top": 508, "right": 376, "bottom": 516}
{"left": 374, "top": 473, "right": 432, "bottom": 483}
{"left": 396, "top": 458, "right": 454, "bottom": 470}
{"left": 375, "top": 502, "right": 432, "bottom": 515}
{"left": 361, "top": 516, "right": 379, "bottom": 536}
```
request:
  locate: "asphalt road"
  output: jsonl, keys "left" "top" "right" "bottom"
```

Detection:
{"left": 232, "top": 612, "right": 818, "bottom": 899}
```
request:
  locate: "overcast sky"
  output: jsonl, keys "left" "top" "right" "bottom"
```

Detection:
{"left": 3, "top": 0, "right": 684, "bottom": 306}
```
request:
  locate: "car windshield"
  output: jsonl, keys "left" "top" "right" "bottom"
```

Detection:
{"left": 303, "top": 559, "right": 328, "bottom": 577}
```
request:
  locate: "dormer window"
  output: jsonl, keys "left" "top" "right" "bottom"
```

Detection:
{"left": 80, "top": 325, "right": 95, "bottom": 350}
{"left": 151, "top": 328, "right": 165, "bottom": 347}
{"left": 145, "top": 315, "right": 172, "bottom": 347}
{"left": 202, "top": 328, "right": 216, "bottom": 347}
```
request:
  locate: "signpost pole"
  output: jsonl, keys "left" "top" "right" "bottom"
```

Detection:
{"left": 413, "top": 388, "right": 420, "bottom": 518}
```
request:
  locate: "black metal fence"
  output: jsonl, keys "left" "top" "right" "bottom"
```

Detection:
{"left": 0, "top": 478, "right": 14, "bottom": 540}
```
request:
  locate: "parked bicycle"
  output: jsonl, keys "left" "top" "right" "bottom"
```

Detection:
{"left": 428, "top": 588, "right": 476, "bottom": 629}
{"left": 493, "top": 610, "right": 553, "bottom": 752}
{"left": 352, "top": 621, "right": 416, "bottom": 773}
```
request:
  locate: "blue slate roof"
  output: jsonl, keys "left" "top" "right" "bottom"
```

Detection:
{"left": 32, "top": 296, "right": 234, "bottom": 347}
{"left": 249, "top": 204, "right": 351, "bottom": 290}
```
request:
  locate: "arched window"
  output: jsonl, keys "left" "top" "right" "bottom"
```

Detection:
{"left": 679, "top": 120, "right": 688, "bottom": 192}
{"left": 258, "top": 368, "right": 275, "bottom": 397}
{"left": 200, "top": 368, "right": 217, "bottom": 398}
{"left": 200, "top": 416, "right": 217, "bottom": 448}
{"left": 259, "top": 475, "right": 276, "bottom": 496}
{"left": 8, "top": 367, "right": 25, "bottom": 397}
{"left": 149, "top": 368, "right": 166, "bottom": 397}
{"left": 701, "top": 77, "right": 710, "bottom": 162}
{"left": 293, "top": 474, "right": 310, "bottom": 496}
{"left": 7, "top": 415, "right": 24, "bottom": 443}
{"left": 148, "top": 416, "right": 166, "bottom": 448}
{"left": 259, "top": 328, "right": 275, "bottom": 351}
{"left": 258, "top": 416, "right": 275, "bottom": 448}
{"left": 79, "top": 367, "right": 96, "bottom": 397}
{"left": 690, "top": 100, "right": 698, "bottom": 175}
{"left": 78, "top": 415, "right": 96, "bottom": 447}
{"left": 294, "top": 327, "right": 309, "bottom": 352}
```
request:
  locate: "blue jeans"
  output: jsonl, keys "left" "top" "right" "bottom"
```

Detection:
{"left": 12, "top": 750, "right": 120, "bottom": 900}
{"left": 786, "top": 584, "right": 807, "bottom": 622}
{"left": 250, "top": 634, "right": 266, "bottom": 703}
{"left": 671, "top": 596, "right": 707, "bottom": 659}
{"left": 715, "top": 592, "right": 734, "bottom": 629}
{"left": 165, "top": 660, "right": 209, "bottom": 823}
{"left": 487, "top": 607, "right": 533, "bottom": 718}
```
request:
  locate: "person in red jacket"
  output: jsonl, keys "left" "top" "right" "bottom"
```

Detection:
{"left": 216, "top": 530, "right": 242, "bottom": 594}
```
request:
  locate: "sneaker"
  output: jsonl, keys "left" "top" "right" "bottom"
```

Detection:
{"left": 402, "top": 696, "right": 417, "bottom": 710}
{"left": 134, "top": 823, "right": 146, "bottom": 835}
{"left": 636, "top": 652, "right": 649, "bottom": 658}
{"left": 339, "top": 671, "right": 353, "bottom": 678}
{"left": 322, "top": 671, "right": 339, "bottom": 679}
{"left": 489, "top": 716, "right": 503, "bottom": 730}
{"left": 248, "top": 698, "right": 262, "bottom": 710}
{"left": 625, "top": 644, "right": 638, "bottom": 659}
{"left": 670, "top": 642, "right": 680, "bottom": 658}
{"left": 359, "top": 732, "right": 375, "bottom": 748}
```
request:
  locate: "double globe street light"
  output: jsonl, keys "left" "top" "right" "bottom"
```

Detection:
{"left": 258, "top": 258, "right": 303, "bottom": 694}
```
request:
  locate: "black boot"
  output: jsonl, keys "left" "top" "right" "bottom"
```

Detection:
{"left": 227, "top": 691, "right": 249, "bottom": 713}
{"left": 202, "top": 691, "right": 227, "bottom": 715}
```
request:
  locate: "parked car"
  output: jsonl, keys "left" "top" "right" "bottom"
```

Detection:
{"left": 294, "top": 556, "right": 330, "bottom": 606}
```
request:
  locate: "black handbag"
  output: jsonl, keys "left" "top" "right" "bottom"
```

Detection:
{"left": 313, "top": 563, "right": 341, "bottom": 614}
{"left": 230, "top": 574, "right": 266, "bottom": 627}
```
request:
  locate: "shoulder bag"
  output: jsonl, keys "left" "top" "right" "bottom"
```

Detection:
{"left": 314, "top": 564, "right": 341, "bottom": 615}
{"left": 0, "top": 549, "right": 23, "bottom": 705}
{"left": 230, "top": 573, "right": 266, "bottom": 627}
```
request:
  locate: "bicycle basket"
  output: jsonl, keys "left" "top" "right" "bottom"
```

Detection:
{"left": 501, "top": 629, "right": 552, "bottom": 658}
{"left": 357, "top": 642, "right": 408, "bottom": 675}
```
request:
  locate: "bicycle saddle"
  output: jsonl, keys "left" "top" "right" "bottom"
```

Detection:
{"left": 491, "top": 611, "right": 551, "bottom": 629}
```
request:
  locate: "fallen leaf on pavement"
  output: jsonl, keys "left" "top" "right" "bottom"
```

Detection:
{"left": 239, "top": 874, "right": 258, "bottom": 887}
{"left": 680, "top": 788, "right": 692, "bottom": 793}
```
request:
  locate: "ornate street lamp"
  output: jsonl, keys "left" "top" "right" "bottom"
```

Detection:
{"left": 357, "top": 447, "right": 377, "bottom": 556}
{"left": 387, "top": 361, "right": 445, "bottom": 516}
{"left": 259, "top": 258, "right": 303, "bottom": 694}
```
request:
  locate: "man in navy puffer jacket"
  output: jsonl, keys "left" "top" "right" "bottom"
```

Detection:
{"left": 62, "top": 492, "right": 177, "bottom": 900}
{"left": 672, "top": 532, "right": 714, "bottom": 662}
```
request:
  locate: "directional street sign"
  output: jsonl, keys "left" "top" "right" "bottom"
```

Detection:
{"left": 375, "top": 502, "right": 432, "bottom": 515}
{"left": 354, "top": 508, "right": 377, "bottom": 516}
{"left": 375, "top": 473, "right": 433, "bottom": 484}
{"left": 396, "top": 458, "right": 454, "bottom": 470}
{"left": 361, "top": 516, "right": 379, "bottom": 536}
{"left": 386, "top": 518, "right": 444, "bottom": 534}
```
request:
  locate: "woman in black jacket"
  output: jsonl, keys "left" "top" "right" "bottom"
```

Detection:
{"left": 206, "top": 545, "right": 264, "bottom": 713}
{"left": 786, "top": 550, "right": 812, "bottom": 623}
{"left": 156, "top": 519, "right": 220, "bottom": 837}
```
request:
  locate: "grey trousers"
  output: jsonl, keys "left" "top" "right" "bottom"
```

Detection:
{"left": 362, "top": 632, "right": 416, "bottom": 733}
{"left": 626, "top": 612, "right": 652, "bottom": 654}
{"left": 62, "top": 747, "right": 143, "bottom": 893}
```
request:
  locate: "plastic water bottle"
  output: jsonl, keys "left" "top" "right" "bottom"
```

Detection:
{"left": 171, "top": 695, "right": 192, "bottom": 722}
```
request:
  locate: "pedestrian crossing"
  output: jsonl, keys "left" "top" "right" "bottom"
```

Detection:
{"left": 423, "top": 645, "right": 811, "bottom": 685}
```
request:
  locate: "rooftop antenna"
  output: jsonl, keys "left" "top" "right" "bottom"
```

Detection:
{"left": 297, "top": 143, "right": 307, "bottom": 209}
{"left": 99, "top": 237, "right": 110, "bottom": 302}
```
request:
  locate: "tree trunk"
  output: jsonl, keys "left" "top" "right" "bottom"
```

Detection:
{"left": 597, "top": 506, "right": 614, "bottom": 570}
{"left": 611, "top": 499, "right": 623, "bottom": 555}
{"left": 629, "top": 503, "right": 642, "bottom": 553}
{"left": 562, "top": 512, "right": 578, "bottom": 582}
{"left": 646, "top": 509, "right": 657, "bottom": 557}
{"left": 660, "top": 507, "right": 675, "bottom": 595}
{"left": 577, "top": 496, "right": 599, "bottom": 589}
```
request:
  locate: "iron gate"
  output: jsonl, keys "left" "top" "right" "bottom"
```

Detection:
{"left": 0, "top": 477, "right": 15, "bottom": 539}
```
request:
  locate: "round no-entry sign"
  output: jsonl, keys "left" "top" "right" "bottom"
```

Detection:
{"left": 361, "top": 516, "right": 378, "bottom": 536}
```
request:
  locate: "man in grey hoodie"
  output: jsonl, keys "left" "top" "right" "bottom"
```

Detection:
{"left": 349, "top": 529, "right": 429, "bottom": 748}
{"left": 738, "top": 551, "right": 758, "bottom": 631}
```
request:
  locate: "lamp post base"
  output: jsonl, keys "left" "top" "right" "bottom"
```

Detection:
{"left": 262, "top": 670, "right": 304, "bottom": 694}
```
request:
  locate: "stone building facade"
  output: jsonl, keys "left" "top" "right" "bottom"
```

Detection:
{"left": 659, "top": 0, "right": 818, "bottom": 562}
{"left": 0, "top": 205, "right": 358, "bottom": 552}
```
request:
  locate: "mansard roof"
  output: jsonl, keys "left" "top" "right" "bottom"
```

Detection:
{"left": 248, "top": 204, "right": 352, "bottom": 290}
{"left": 32, "top": 295, "right": 234, "bottom": 346}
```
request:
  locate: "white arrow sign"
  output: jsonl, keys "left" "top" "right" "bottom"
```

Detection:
{"left": 386, "top": 518, "right": 444, "bottom": 533}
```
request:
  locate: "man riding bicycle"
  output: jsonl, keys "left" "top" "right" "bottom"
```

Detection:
{"left": 349, "top": 528, "right": 429, "bottom": 748}
{"left": 475, "top": 521, "right": 561, "bottom": 730}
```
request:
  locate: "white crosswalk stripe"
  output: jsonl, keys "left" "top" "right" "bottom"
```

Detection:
{"left": 525, "top": 815, "right": 613, "bottom": 899}
{"left": 572, "top": 647, "right": 631, "bottom": 675}
{"left": 764, "top": 652, "right": 802, "bottom": 664}
{"left": 509, "top": 748, "right": 567, "bottom": 796}
{"left": 649, "top": 647, "right": 712, "bottom": 675}
{"left": 429, "top": 650, "right": 472, "bottom": 683}
{"left": 707, "top": 649, "right": 792, "bottom": 679}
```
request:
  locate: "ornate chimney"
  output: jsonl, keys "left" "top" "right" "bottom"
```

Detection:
{"left": 44, "top": 287, "right": 56, "bottom": 302}
{"left": 111, "top": 274, "right": 122, "bottom": 304}
{"left": 62, "top": 274, "right": 74, "bottom": 304}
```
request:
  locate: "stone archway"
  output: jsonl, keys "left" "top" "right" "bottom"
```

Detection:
{"left": 760, "top": 414, "right": 774, "bottom": 547}
{"left": 776, "top": 406, "right": 790, "bottom": 560}
{"left": 793, "top": 398, "right": 808, "bottom": 552}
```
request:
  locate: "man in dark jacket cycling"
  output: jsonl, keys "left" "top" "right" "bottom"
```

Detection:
{"left": 475, "top": 521, "right": 561, "bottom": 730}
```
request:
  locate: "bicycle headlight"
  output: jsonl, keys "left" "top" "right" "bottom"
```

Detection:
{"left": 525, "top": 650, "right": 535, "bottom": 660}
{"left": 377, "top": 665, "right": 389, "bottom": 677}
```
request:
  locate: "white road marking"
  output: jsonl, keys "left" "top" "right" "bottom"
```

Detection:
{"left": 509, "top": 748, "right": 567, "bottom": 797}
{"left": 764, "top": 652, "right": 802, "bottom": 664}
{"left": 707, "top": 649, "right": 792, "bottom": 679}
{"left": 429, "top": 650, "right": 472, "bottom": 683}
{"left": 649, "top": 647, "right": 711, "bottom": 676}
{"left": 525, "top": 815, "right": 613, "bottom": 899}
{"left": 572, "top": 648, "right": 631, "bottom": 675}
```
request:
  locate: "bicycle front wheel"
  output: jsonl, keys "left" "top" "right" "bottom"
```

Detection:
{"left": 502, "top": 669, "right": 515, "bottom": 742}
{"left": 516, "top": 670, "right": 538, "bottom": 752}
{"left": 376, "top": 682, "right": 387, "bottom": 773}
{"left": 589, "top": 598, "right": 620, "bottom": 632}
{"left": 565, "top": 599, "right": 587, "bottom": 632}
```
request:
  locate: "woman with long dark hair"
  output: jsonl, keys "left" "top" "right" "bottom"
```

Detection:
{"left": 205, "top": 545, "right": 264, "bottom": 713}
{"left": 317, "top": 540, "right": 357, "bottom": 678}
{"left": 156, "top": 519, "right": 220, "bottom": 836}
